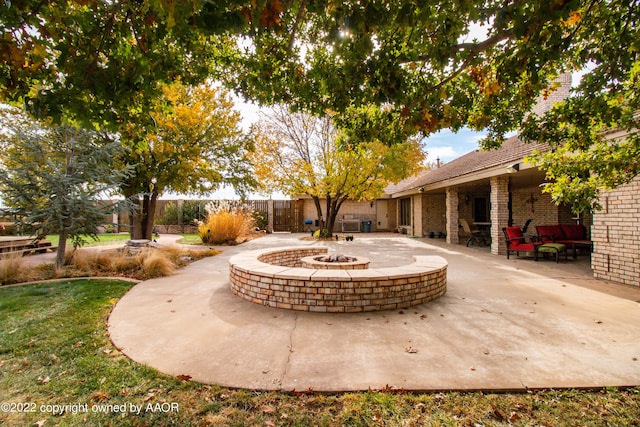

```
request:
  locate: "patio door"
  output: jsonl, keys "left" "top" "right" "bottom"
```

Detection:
{"left": 376, "top": 200, "right": 389, "bottom": 230}
{"left": 473, "top": 197, "right": 489, "bottom": 223}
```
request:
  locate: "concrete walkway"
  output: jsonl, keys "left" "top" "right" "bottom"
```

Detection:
{"left": 108, "top": 233, "right": 640, "bottom": 392}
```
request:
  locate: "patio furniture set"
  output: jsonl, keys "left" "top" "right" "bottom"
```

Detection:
{"left": 503, "top": 224, "right": 593, "bottom": 263}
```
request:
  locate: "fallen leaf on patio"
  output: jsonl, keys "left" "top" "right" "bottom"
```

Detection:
{"left": 633, "top": 357, "right": 637, "bottom": 361}
{"left": 420, "top": 314, "right": 427, "bottom": 320}
{"left": 483, "top": 350, "right": 490, "bottom": 355}
{"left": 405, "top": 346, "right": 418, "bottom": 353}
{"left": 595, "top": 320, "right": 603, "bottom": 324}
{"left": 177, "top": 374, "right": 192, "bottom": 381}
{"left": 470, "top": 367, "right": 476, "bottom": 371}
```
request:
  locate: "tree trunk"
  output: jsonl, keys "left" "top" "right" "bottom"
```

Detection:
{"left": 55, "top": 228, "right": 68, "bottom": 271}
{"left": 142, "top": 192, "right": 158, "bottom": 240}
{"left": 312, "top": 196, "right": 325, "bottom": 233}
{"left": 310, "top": 194, "right": 348, "bottom": 238}
{"left": 128, "top": 192, "right": 158, "bottom": 240}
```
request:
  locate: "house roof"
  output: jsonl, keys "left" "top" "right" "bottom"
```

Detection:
{"left": 389, "top": 134, "right": 551, "bottom": 195}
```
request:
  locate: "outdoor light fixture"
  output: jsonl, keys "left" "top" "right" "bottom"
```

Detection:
{"left": 419, "top": 187, "right": 425, "bottom": 192}
{"left": 506, "top": 163, "right": 520, "bottom": 173}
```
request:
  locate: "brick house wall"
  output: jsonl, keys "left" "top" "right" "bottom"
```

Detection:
{"left": 301, "top": 198, "right": 377, "bottom": 232}
{"left": 592, "top": 175, "right": 640, "bottom": 287}
{"left": 510, "top": 185, "right": 592, "bottom": 232}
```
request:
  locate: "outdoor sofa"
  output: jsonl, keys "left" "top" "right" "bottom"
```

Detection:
{"left": 535, "top": 224, "right": 593, "bottom": 258}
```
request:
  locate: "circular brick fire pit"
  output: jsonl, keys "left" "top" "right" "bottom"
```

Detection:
{"left": 228, "top": 246, "right": 448, "bottom": 313}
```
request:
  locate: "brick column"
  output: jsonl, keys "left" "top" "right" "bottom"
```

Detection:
{"left": 413, "top": 194, "right": 423, "bottom": 237}
{"left": 490, "top": 176, "right": 510, "bottom": 255}
{"left": 446, "top": 187, "right": 459, "bottom": 245}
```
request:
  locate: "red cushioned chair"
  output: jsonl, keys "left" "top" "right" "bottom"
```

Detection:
{"left": 503, "top": 226, "right": 543, "bottom": 260}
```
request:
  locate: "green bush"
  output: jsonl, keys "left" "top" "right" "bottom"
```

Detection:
{"left": 252, "top": 210, "right": 268, "bottom": 230}
{"left": 157, "top": 201, "right": 207, "bottom": 225}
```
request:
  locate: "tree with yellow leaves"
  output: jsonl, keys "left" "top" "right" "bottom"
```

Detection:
{"left": 120, "top": 82, "right": 255, "bottom": 240}
{"left": 251, "top": 105, "right": 425, "bottom": 236}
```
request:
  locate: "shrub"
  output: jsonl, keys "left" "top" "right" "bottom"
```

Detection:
{"left": 157, "top": 200, "right": 207, "bottom": 225}
{"left": 65, "top": 249, "right": 113, "bottom": 272}
{"left": 140, "top": 250, "right": 176, "bottom": 279}
{"left": 0, "top": 254, "right": 24, "bottom": 285}
{"left": 198, "top": 201, "right": 255, "bottom": 245}
{"left": 252, "top": 210, "right": 268, "bottom": 231}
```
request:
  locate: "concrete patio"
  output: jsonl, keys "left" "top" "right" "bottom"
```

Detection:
{"left": 108, "top": 233, "right": 640, "bottom": 392}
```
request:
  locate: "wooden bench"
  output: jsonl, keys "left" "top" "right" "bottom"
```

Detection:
{"left": 0, "top": 240, "right": 58, "bottom": 258}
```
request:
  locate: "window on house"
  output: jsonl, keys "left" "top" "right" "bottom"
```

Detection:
{"left": 399, "top": 198, "right": 411, "bottom": 226}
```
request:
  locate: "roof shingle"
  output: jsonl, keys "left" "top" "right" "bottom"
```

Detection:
{"left": 389, "top": 134, "right": 551, "bottom": 194}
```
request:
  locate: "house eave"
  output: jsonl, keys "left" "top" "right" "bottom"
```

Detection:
{"left": 391, "top": 160, "right": 538, "bottom": 198}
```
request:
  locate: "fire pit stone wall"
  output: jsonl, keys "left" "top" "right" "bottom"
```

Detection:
{"left": 229, "top": 246, "right": 447, "bottom": 313}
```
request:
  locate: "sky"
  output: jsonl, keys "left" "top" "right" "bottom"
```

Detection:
{"left": 201, "top": 100, "right": 485, "bottom": 200}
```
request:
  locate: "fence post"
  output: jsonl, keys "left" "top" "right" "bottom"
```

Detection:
{"left": 267, "top": 199, "right": 274, "bottom": 233}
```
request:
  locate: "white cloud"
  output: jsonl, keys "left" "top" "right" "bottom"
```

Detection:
{"left": 422, "top": 128, "right": 484, "bottom": 162}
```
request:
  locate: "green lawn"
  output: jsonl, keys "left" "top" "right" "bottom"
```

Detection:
{"left": 1, "top": 280, "right": 639, "bottom": 426}
{"left": 45, "top": 233, "right": 132, "bottom": 247}
{"left": 42, "top": 233, "right": 204, "bottom": 247}
{"left": 175, "top": 233, "right": 202, "bottom": 245}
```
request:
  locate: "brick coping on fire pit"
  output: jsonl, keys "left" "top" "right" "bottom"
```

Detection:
{"left": 228, "top": 246, "right": 447, "bottom": 313}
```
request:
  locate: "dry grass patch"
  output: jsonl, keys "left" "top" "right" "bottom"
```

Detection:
{"left": 62, "top": 245, "right": 220, "bottom": 281}
{"left": 198, "top": 202, "right": 255, "bottom": 245}
{"left": 141, "top": 250, "right": 176, "bottom": 279}
{"left": 0, "top": 244, "right": 220, "bottom": 286}
{"left": 0, "top": 254, "right": 25, "bottom": 285}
